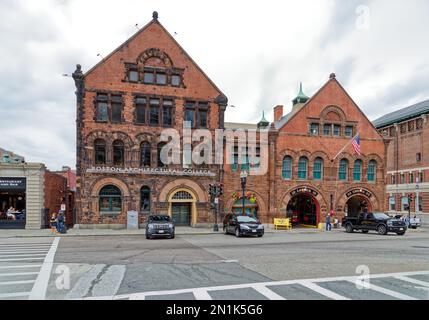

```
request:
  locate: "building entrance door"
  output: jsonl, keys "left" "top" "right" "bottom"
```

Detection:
{"left": 286, "top": 194, "right": 319, "bottom": 227}
{"left": 172, "top": 203, "right": 191, "bottom": 226}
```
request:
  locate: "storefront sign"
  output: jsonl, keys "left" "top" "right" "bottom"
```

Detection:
{"left": 86, "top": 166, "right": 217, "bottom": 177}
{"left": 290, "top": 187, "right": 319, "bottom": 198}
{"left": 346, "top": 189, "right": 373, "bottom": 199}
{"left": 0, "top": 178, "right": 26, "bottom": 191}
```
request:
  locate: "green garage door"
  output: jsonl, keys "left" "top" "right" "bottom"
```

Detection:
{"left": 172, "top": 204, "right": 191, "bottom": 226}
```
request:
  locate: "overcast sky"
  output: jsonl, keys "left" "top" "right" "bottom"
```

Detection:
{"left": 1, "top": 0, "right": 428, "bottom": 170}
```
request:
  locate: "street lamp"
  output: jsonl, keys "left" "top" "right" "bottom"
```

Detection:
{"left": 240, "top": 171, "right": 248, "bottom": 216}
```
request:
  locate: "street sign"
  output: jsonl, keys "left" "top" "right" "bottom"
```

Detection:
{"left": 214, "top": 198, "right": 219, "bottom": 204}
{"left": 61, "top": 204, "right": 66, "bottom": 211}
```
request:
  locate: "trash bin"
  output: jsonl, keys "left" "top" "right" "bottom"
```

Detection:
{"left": 127, "top": 211, "right": 139, "bottom": 230}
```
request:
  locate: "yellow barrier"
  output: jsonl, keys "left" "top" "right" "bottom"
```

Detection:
{"left": 274, "top": 218, "right": 292, "bottom": 230}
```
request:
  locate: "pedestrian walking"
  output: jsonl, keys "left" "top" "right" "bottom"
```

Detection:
{"left": 325, "top": 214, "right": 332, "bottom": 231}
{"left": 50, "top": 213, "right": 58, "bottom": 234}
{"left": 56, "top": 211, "right": 67, "bottom": 234}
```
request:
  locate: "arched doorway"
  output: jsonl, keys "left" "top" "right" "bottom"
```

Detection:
{"left": 168, "top": 189, "right": 197, "bottom": 226}
{"left": 286, "top": 193, "right": 320, "bottom": 227}
{"left": 232, "top": 198, "right": 259, "bottom": 218}
{"left": 345, "top": 196, "right": 372, "bottom": 217}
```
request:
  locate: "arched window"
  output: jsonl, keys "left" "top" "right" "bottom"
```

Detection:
{"left": 158, "top": 143, "right": 167, "bottom": 167}
{"left": 113, "top": 140, "right": 125, "bottom": 166}
{"left": 140, "top": 142, "right": 151, "bottom": 167}
{"left": 313, "top": 157, "right": 324, "bottom": 180}
{"left": 282, "top": 156, "right": 292, "bottom": 180}
{"left": 298, "top": 157, "right": 308, "bottom": 180}
{"left": 339, "top": 159, "right": 349, "bottom": 181}
{"left": 140, "top": 186, "right": 151, "bottom": 213}
{"left": 353, "top": 160, "right": 363, "bottom": 181}
{"left": 367, "top": 160, "right": 377, "bottom": 182}
{"left": 94, "top": 139, "right": 106, "bottom": 165}
{"left": 99, "top": 185, "right": 122, "bottom": 213}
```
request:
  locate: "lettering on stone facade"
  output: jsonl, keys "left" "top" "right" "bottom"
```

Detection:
{"left": 290, "top": 187, "right": 319, "bottom": 198}
{"left": 346, "top": 189, "right": 373, "bottom": 199}
{"left": 86, "top": 166, "right": 216, "bottom": 177}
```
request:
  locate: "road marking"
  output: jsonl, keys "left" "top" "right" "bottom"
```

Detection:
{"left": 193, "top": 289, "right": 213, "bottom": 300}
{"left": 0, "top": 257, "right": 45, "bottom": 262}
{"left": 0, "top": 280, "right": 36, "bottom": 286}
{"left": 0, "top": 250, "right": 50, "bottom": 254}
{"left": 0, "top": 265, "right": 42, "bottom": 270}
{"left": 394, "top": 276, "right": 429, "bottom": 288}
{"left": 253, "top": 285, "right": 286, "bottom": 300}
{"left": 82, "top": 270, "right": 429, "bottom": 300}
{"left": 0, "top": 254, "right": 47, "bottom": 258}
{"left": 299, "top": 281, "right": 350, "bottom": 300}
{"left": 65, "top": 264, "right": 106, "bottom": 299}
{"left": 29, "top": 237, "right": 60, "bottom": 300}
{"left": 346, "top": 280, "right": 417, "bottom": 300}
{"left": 91, "top": 265, "right": 126, "bottom": 298}
{"left": 0, "top": 272, "right": 39, "bottom": 277}
{"left": 0, "top": 292, "right": 31, "bottom": 299}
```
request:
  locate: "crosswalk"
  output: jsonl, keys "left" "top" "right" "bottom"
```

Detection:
{"left": 84, "top": 270, "right": 429, "bottom": 301}
{"left": 0, "top": 238, "right": 60, "bottom": 300}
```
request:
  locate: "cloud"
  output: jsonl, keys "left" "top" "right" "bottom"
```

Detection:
{"left": 0, "top": 0, "right": 428, "bottom": 170}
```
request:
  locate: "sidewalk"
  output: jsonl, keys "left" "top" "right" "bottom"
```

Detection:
{"left": 0, "top": 225, "right": 333, "bottom": 238}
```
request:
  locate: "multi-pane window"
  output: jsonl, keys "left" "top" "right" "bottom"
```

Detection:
{"left": 94, "top": 139, "right": 106, "bottom": 165}
{"left": 389, "top": 197, "right": 396, "bottom": 211}
{"left": 135, "top": 97, "right": 147, "bottom": 124}
{"left": 231, "top": 146, "right": 239, "bottom": 171}
{"left": 353, "top": 160, "right": 362, "bottom": 181}
{"left": 345, "top": 126, "right": 354, "bottom": 137}
{"left": 391, "top": 174, "right": 396, "bottom": 185}
{"left": 140, "top": 187, "right": 151, "bottom": 213}
{"left": 419, "top": 172, "right": 424, "bottom": 183}
{"left": 185, "top": 101, "right": 209, "bottom": 129}
{"left": 150, "top": 99, "right": 160, "bottom": 125}
{"left": 310, "top": 123, "right": 319, "bottom": 136}
{"left": 129, "top": 70, "right": 139, "bottom": 82}
{"left": 140, "top": 142, "right": 151, "bottom": 167}
{"left": 410, "top": 173, "right": 414, "bottom": 184}
{"left": 323, "top": 124, "right": 332, "bottom": 136}
{"left": 96, "top": 93, "right": 123, "bottom": 123}
{"left": 333, "top": 125, "right": 341, "bottom": 136}
{"left": 158, "top": 143, "right": 167, "bottom": 167}
{"left": 163, "top": 100, "right": 173, "bottom": 127}
{"left": 400, "top": 174, "right": 405, "bottom": 184}
{"left": 171, "top": 74, "right": 181, "bottom": 87}
{"left": 339, "top": 159, "right": 348, "bottom": 181}
{"left": 142, "top": 68, "right": 177, "bottom": 86}
{"left": 99, "top": 185, "right": 122, "bottom": 213}
{"left": 241, "top": 147, "right": 250, "bottom": 171}
{"left": 282, "top": 156, "right": 292, "bottom": 180}
{"left": 96, "top": 94, "right": 109, "bottom": 122}
{"left": 144, "top": 71, "right": 155, "bottom": 84}
{"left": 367, "top": 160, "right": 377, "bottom": 182}
{"left": 113, "top": 140, "right": 125, "bottom": 166}
{"left": 313, "top": 157, "right": 323, "bottom": 180}
{"left": 298, "top": 157, "right": 308, "bottom": 180}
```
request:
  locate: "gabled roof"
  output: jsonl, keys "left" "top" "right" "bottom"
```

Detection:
{"left": 83, "top": 12, "right": 227, "bottom": 99}
{"left": 373, "top": 99, "right": 429, "bottom": 128}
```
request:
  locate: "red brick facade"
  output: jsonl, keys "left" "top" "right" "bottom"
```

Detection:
{"left": 377, "top": 113, "right": 429, "bottom": 213}
{"left": 73, "top": 13, "right": 386, "bottom": 228}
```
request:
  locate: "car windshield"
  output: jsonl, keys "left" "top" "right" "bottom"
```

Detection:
{"left": 236, "top": 216, "right": 258, "bottom": 223}
{"left": 373, "top": 213, "right": 391, "bottom": 220}
{"left": 149, "top": 216, "right": 171, "bottom": 223}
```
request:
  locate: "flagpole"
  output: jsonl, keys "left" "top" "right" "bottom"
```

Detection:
{"left": 332, "top": 133, "right": 359, "bottom": 162}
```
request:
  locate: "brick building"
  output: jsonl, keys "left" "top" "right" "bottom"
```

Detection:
{"left": 73, "top": 12, "right": 228, "bottom": 229}
{"left": 73, "top": 12, "right": 386, "bottom": 229}
{"left": 374, "top": 99, "right": 429, "bottom": 214}
{"left": 224, "top": 76, "right": 387, "bottom": 226}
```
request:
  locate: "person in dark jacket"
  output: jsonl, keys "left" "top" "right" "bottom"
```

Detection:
{"left": 56, "top": 211, "right": 67, "bottom": 234}
{"left": 325, "top": 214, "right": 332, "bottom": 231}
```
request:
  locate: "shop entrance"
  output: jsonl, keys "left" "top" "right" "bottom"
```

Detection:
{"left": 286, "top": 194, "right": 319, "bottom": 227}
{"left": 346, "top": 196, "right": 372, "bottom": 217}
{"left": 172, "top": 203, "right": 191, "bottom": 226}
{"left": 0, "top": 191, "right": 26, "bottom": 229}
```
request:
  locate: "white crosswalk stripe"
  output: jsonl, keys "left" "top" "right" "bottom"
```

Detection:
{"left": 83, "top": 270, "right": 429, "bottom": 301}
{"left": 0, "top": 238, "right": 60, "bottom": 300}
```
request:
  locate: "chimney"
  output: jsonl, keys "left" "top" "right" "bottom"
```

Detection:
{"left": 274, "top": 105, "right": 284, "bottom": 122}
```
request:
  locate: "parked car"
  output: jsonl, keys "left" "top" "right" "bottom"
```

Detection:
{"left": 223, "top": 214, "right": 264, "bottom": 238}
{"left": 342, "top": 212, "right": 407, "bottom": 236}
{"left": 146, "top": 215, "right": 175, "bottom": 239}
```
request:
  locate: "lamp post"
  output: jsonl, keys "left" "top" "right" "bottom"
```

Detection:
{"left": 240, "top": 171, "right": 248, "bottom": 216}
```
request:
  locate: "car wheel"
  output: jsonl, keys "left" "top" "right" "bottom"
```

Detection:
{"left": 345, "top": 224, "right": 354, "bottom": 233}
{"left": 258, "top": 234, "right": 264, "bottom": 238}
{"left": 412, "top": 226, "right": 417, "bottom": 229}
{"left": 171, "top": 233, "right": 175, "bottom": 239}
{"left": 362, "top": 230, "right": 369, "bottom": 234}
{"left": 235, "top": 228, "right": 241, "bottom": 238}
{"left": 146, "top": 234, "right": 151, "bottom": 240}
{"left": 377, "top": 225, "right": 388, "bottom": 235}
{"left": 397, "top": 231, "right": 406, "bottom": 236}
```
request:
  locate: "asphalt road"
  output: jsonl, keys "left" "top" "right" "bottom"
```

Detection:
{"left": 1, "top": 228, "right": 429, "bottom": 300}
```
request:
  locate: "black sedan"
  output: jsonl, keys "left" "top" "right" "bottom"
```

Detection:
{"left": 146, "top": 215, "right": 175, "bottom": 239}
{"left": 223, "top": 214, "right": 264, "bottom": 238}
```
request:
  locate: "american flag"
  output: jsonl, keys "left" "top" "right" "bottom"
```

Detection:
{"left": 352, "top": 134, "right": 361, "bottom": 155}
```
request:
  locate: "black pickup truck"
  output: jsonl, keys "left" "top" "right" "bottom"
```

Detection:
{"left": 342, "top": 212, "right": 407, "bottom": 236}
